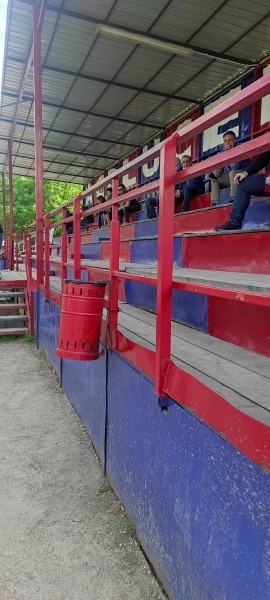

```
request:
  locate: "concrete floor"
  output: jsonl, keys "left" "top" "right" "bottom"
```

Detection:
{"left": 0, "top": 340, "right": 166, "bottom": 600}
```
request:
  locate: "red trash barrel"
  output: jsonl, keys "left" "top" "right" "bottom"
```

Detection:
{"left": 56, "top": 280, "right": 107, "bottom": 361}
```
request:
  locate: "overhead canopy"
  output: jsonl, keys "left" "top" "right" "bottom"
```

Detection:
{"left": 0, "top": 0, "right": 270, "bottom": 184}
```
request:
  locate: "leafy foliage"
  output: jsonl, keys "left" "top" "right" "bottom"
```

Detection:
{"left": 0, "top": 175, "right": 82, "bottom": 233}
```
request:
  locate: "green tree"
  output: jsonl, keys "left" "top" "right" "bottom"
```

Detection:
{"left": 0, "top": 175, "right": 82, "bottom": 234}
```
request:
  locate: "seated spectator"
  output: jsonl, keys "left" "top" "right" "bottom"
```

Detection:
{"left": 118, "top": 183, "right": 141, "bottom": 224}
{"left": 97, "top": 194, "right": 110, "bottom": 228}
{"left": 104, "top": 187, "right": 112, "bottom": 224}
{"left": 65, "top": 209, "right": 73, "bottom": 235}
{"left": 146, "top": 155, "right": 204, "bottom": 218}
{"left": 214, "top": 151, "right": 270, "bottom": 231}
{"left": 81, "top": 213, "right": 94, "bottom": 230}
{"left": 175, "top": 155, "right": 204, "bottom": 212}
{"left": 146, "top": 156, "right": 181, "bottom": 219}
{"left": 210, "top": 130, "right": 251, "bottom": 206}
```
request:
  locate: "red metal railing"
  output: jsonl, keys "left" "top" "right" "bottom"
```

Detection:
{"left": 21, "top": 73, "right": 270, "bottom": 399}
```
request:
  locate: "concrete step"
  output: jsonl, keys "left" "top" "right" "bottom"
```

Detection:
{"left": 70, "top": 225, "right": 270, "bottom": 274}
{"left": 77, "top": 258, "right": 270, "bottom": 358}
{"left": 180, "top": 228, "right": 270, "bottom": 274}
{"left": 0, "top": 291, "right": 25, "bottom": 299}
{"left": 0, "top": 314, "right": 28, "bottom": 324}
{"left": 0, "top": 327, "right": 28, "bottom": 336}
{"left": 0, "top": 303, "right": 26, "bottom": 311}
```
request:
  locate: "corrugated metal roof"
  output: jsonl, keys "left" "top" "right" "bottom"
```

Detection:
{"left": 0, "top": 0, "right": 270, "bottom": 182}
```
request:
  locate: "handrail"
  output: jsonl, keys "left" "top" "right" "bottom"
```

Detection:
{"left": 22, "top": 73, "right": 270, "bottom": 399}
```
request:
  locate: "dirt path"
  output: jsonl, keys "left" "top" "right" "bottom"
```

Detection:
{"left": 0, "top": 340, "right": 166, "bottom": 600}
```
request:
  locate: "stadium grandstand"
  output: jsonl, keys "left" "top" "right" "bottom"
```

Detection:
{"left": 1, "top": 1, "right": 270, "bottom": 599}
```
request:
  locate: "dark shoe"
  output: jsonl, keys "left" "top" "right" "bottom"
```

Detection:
{"left": 229, "top": 198, "right": 234, "bottom": 203}
{"left": 214, "top": 221, "right": 241, "bottom": 232}
{"left": 211, "top": 201, "right": 218, "bottom": 207}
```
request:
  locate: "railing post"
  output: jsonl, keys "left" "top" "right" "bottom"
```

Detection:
{"left": 61, "top": 207, "right": 68, "bottom": 290}
{"left": 73, "top": 195, "right": 81, "bottom": 280}
{"left": 8, "top": 141, "right": 14, "bottom": 271}
{"left": 23, "top": 232, "right": 35, "bottom": 335}
{"left": 1, "top": 173, "right": 7, "bottom": 253}
{"left": 109, "top": 177, "right": 120, "bottom": 329}
{"left": 15, "top": 233, "right": 19, "bottom": 271}
{"left": 155, "top": 134, "right": 177, "bottom": 396}
{"left": 33, "top": 2, "right": 44, "bottom": 286}
{"left": 44, "top": 214, "right": 50, "bottom": 297}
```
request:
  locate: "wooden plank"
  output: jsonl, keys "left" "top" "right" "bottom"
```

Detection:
{"left": 120, "top": 303, "right": 270, "bottom": 380}
{"left": 118, "top": 304, "right": 270, "bottom": 414}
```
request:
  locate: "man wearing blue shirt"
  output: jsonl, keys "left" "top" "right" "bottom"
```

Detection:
{"left": 210, "top": 130, "right": 251, "bottom": 206}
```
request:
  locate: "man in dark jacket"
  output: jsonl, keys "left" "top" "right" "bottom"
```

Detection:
{"left": 118, "top": 183, "right": 141, "bottom": 223}
{"left": 175, "top": 155, "right": 205, "bottom": 212}
{"left": 146, "top": 155, "right": 204, "bottom": 218}
{"left": 210, "top": 130, "right": 251, "bottom": 206}
{"left": 0, "top": 223, "right": 3, "bottom": 251}
{"left": 214, "top": 151, "right": 270, "bottom": 231}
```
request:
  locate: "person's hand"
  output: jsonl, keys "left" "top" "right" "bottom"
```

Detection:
{"left": 234, "top": 171, "right": 248, "bottom": 184}
{"left": 175, "top": 189, "right": 181, "bottom": 198}
{"left": 212, "top": 169, "right": 222, "bottom": 178}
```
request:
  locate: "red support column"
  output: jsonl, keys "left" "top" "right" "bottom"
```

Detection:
{"left": 44, "top": 214, "right": 50, "bottom": 297}
{"left": 109, "top": 177, "right": 120, "bottom": 329}
{"left": 155, "top": 134, "right": 177, "bottom": 397}
{"left": 61, "top": 207, "right": 68, "bottom": 290}
{"left": 1, "top": 173, "right": 7, "bottom": 252}
{"left": 15, "top": 233, "right": 19, "bottom": 271}
{"left": 8, "top": 140, "right": 14, "bottom": 270}
{"left": 33, "top": 2, "right": 44, "bottom": 286}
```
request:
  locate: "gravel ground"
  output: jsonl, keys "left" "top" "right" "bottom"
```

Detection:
{"left": 0, "top": 339, "right": 166, "bottom": 600}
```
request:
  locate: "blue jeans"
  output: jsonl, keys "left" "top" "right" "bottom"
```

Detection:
{"left": 230, "top": 174, "right": 268, "bottom": 226}
{"left": 146, "top": 196, "right": 158, "bottom": 219}
{"left": 146, "top": 187, "right": 203, "bottom": 219}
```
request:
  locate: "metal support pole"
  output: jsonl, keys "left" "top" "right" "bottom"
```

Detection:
{"left": 8, "top": 140, "right": 14, "bottom": 269}
{"left": 73, "top": 195, "right": 81, "bottom": 280}
{"left": 109, "top": 177, "right": 120, "bottom": 329}
{"left": 61, "top": 207, "right": 68, "bottom": 290}
{"left": 33, "top": 2, "right": 44, "bottom": 286}
{"left": 154, "top": 134, "right": 177, "bottom": 396}
{"left": 1, "top": 173, "right": 7, "bottom": 251}
{"left": 44, "top": 214, "right": 50, "bottom": 297}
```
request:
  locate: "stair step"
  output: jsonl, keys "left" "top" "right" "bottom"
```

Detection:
{"left": 0, "top": 291, "right": 25, "bottom": 299}
{"left": 0, "top": 327, "right": 28, "bottom": 337}
{"left": 0, "top": 314, "right": 28, "bottom": 324}
{"left": 0, "top": 303, "right": 26, "bottom": 311}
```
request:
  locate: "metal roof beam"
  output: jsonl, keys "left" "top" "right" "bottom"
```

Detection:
{"left": 0, "top": 135, "right": 119, "bottom": 161}
{"left": 3, "top": 91, "right": 162, "bottom": 130}
{"left": 0, "top": 116, "right": 138, "bottom": 148}
{"left": 7, "top": 56, "right": 197, "bottom": 104}
{"left": 6, "top": 151, "right": 101, "bottom": 171}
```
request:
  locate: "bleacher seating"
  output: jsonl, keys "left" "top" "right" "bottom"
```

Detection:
{"left": 41, "top": 189, "right": 270, "bottom": 361}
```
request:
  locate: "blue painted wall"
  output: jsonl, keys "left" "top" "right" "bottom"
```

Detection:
{"left": 105, "top": 351, "right": 270, "bottom": 600}
{"left": 36, "top": 291, "right": 61, "bottom": 378}
{"left": 61, "top": 352, "right": 107, "bottom": 467}
{"left": 36, "top": 292, "right": 270, "bottom": 600}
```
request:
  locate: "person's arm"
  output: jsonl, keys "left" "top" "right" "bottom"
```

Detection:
{"left": 245, "top": 151, "right": 270, "bottom": 176}
{"left": 234, "top": 151, "right": 270, "bottom": 184}
{"left": 186, "top": 176, "right": 204, "bottom": 191}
